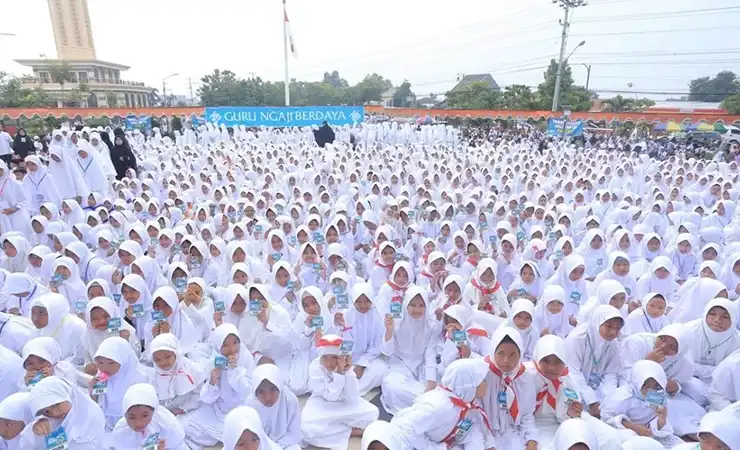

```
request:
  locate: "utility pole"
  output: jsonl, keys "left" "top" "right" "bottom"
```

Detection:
{"left": 582, "top": 64, "right": 592, "bottom": 92}
{"left": 188, "top": 77, "right": 195, "bottom": 105}
{"left": 552, "top": 0, "right": 587, "bottom": 112}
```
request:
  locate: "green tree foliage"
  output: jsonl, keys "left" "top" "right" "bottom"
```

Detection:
{"left": 105, "top": 91, "right": 119, "bottom": 107}
{"left": 722, "top": 93, "right": 740, "bottom": 114}
{"left": 602, "top": 95, "right": 656, "bottom": 112}
{"left": 502, "top": 84, "right": 536, "bottom": 109}
{"left": 447, "top": 82, "right": 501, "bottom": 109}
{"left": 392, "top": 80, "right": 415, "bottom": 107}
{"left": 0, "top": 72, "right": 54, "bottom": 107}
{"left": 689, "top": 71, "right": 740, "bottom": 102}
{"left": 197, "top": 69, "right": 393, "bottom": 106}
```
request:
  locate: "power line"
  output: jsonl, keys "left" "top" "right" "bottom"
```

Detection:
{"left": 571, "top": 24, "right": 738, "bottom": 37}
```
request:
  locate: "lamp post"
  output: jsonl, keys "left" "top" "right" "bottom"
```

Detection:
{"left": 551, "top": 0, "right": 588, "bottom": 112}
{"left": 562, "top": 106, "right": 572, "bottom": 138}
{"left": 161, "top": 73, "right": 179, "bottom": 107}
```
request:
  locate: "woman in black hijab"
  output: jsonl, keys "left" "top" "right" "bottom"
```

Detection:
{"left": 100, "top": 130, "right": 114, "bottom": 151}
{"left": 12, "top": 128, "right": 35, "bottom": 159}
{"left": 109, "top": 134, "right": 137, "bottom": 180}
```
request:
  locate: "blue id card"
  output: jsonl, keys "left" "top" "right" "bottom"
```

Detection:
{"left": 112, "top": 293, "right": 121, "bottom": 306}
{"left": 498, "top": 391, "right": 508, "bottom": 409}
{"left": 570, "top": 291, "right": 582, "bottom": 304}
{"left": 563, "top": 388, "right": 579, "bottom": 404}
{"left": 75, "top": 301, "right": 86, "bottom": 313}
{"left": 587, "top": 372, "right": 602, "bottom": 389}
{"left": 248, "top": 300, "right": 262, "bottom": 316}
{"left": 452, "top": 330, "right": 467, "bottom": 345}
{"left": 336, "top": 294, "right": 349, "bottom": 309}
{"left": 271, "top": 253, "right": 281, "bottom": 261}
{"left": 132, "top": 304, "right": 144, "bottom": 318}
{"left": 45, "top": 427, "right": 68, "bottom": 450}
{"left": 489, "top": 235, "right": 498, "bottom": 243}
{"left": 310, "top": 316, "right": 324, "bottom": 329}
{"left": 332, "top": 285, "right": 345, "bottom": 295}
{"left": 390, "top": 302, "right": 403, "bottom": 319}
{"left": 287, "top": 281, "right": 295, "bottom": 291}
{"left": 340, "top": 341, "right": 354, "bottom": 355}
{"left": 214, "top": 355, "right": 228, "bottom": 369}
{"left": 142, "top": 432, "right": 160, "bottom": 450}
{"left": 107, "top": 317, "right": 121, "bottom": 334}
{"left": 646, "top": 389, "right": 666, "bottom": 409}
{"left": 151, "top": 310, "right": 166, "bottom": 323}
{"left": 214, "top": 301, "right": 225, "bottom": 313}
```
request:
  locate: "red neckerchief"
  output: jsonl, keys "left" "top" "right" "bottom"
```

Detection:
{"left": 385, "top": 280, "right": 407, "bottom": 293}
{"left": 374, "top": 260, "right": 393, "bottom": 274}
{"left": 422, "top": 253, "right": 430, "bottom": 264}
{"left": 534, "top": 362, "right": 569, "bottom": 412}
{"left": 466, "top": 257, "right": 479, "bottom": 267}
{"left": 485, "top": 356, "right": 526, "bottom": 421}
{"left": 420, "top": 270, "right": 433, "bottom": 278}
{"left": 438, "top": 386, "right": 491, "bottom": 447}
{"left": 157, "top": 369, "right": 195, "bottom": 385}
{"left": 471, "top": 279, "right": 501, "bottom": 296}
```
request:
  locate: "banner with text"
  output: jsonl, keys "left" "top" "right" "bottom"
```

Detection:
{"left": 205, "top": 106, "right": 364, "bottom": 127}
{"left": 547, "top": 118, "right": 584, "bottom": 137}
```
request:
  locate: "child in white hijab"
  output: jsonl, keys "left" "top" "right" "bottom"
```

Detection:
{"left": 360, "top": 420, "right": 402, "bottom": 450}
{"left": 463, "top": 258, "right": 510, "bottom": 318}
{"left": 21, "top": 336, "right": 90, "bottom": 390}
{"left": 301, "top": 334, "right": 379, "bottom": 449}
{"left": 30, "top": 293, "right": 85, "bottom": 365}
{"left": 0, "top": 311, "right": 35, "bottom": 355}
{"left": 119, "top": 274, "right": 153, "bottom": 342}
{"left": 92, "top": 336, "right": 152, "bottom": 431}
{"left": 143, "top": 286, "right": 200, "bottom": 353}
{"left": 625, "top": 293, "right": 670, "bottom": 335}
{"left": 223, "top": 406, "right": 282, "bottom": 450}
{"left": 681, "top": 297, "right": 740, "bottom": 407}
{"left": 535, "top": 285, "right": 573, "bottom": 339}
{"left": 110, "top": 383, "right": 188, "bottom": 449}
{"left": 545, "top": 418, "right": 600, "bottom": 450}
{"left": 391, "top": 358, "right": 492, "bottom": 448}
{"left": 601, "top": 360, "right": 684, "bottom": 448}
{"left": 344, "top": 282, "right": 388, "bottom": 395}
{"left": 20, "top": 376, "right": 106, "bottom": 450}
{"left": 565, "top": 305, "right": 624, "bottom": 411}
{"left": 380, "top": 286, "right": 440, "bottom": 415}
{"left": 634, "top": 256, "right": 677, "bottom": 305}
{"left": 509, "top": 298, "right": 538, "bottom": 361}
{"left": 149, "top": 333, "right": 207, "bottom": 419}
{"left": 0, "top": 392, "right": 33, "bottom": 450}
{"left": 246, "top": 363, "right": 302, "bottom": 450}
{"left": 82, "top": 296, "right": 139, "bottom": 369}
{"left": 184, "top": 324, "right": 255, "bottom": 448}
{"left": 480, "top": 326, "right": 538, "bottom": 450}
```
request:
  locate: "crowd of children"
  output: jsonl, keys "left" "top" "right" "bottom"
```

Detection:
{"left": 0, "top": 122, "right": 738, "bottom": 449}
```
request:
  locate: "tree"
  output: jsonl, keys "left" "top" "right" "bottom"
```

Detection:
{"left": 689, "top": 71, "right": 740, "bottom": 102}
{"left": 535, "top": 59, "right": 593, "bottom": 111}
{"left": 446, "top": 82, "right": 501, "bottom": 109}
{"left": 0, "top": 72, "right": 54, "bottom": 108}
{"left": 602, "top": 95, "right": 634, "bottom": 112}
{"left": 602, "top": 95, "right": 655, "bottom": 112}
{"left": 502, "top": 84, "right": 536, "bottom": 109}
{"left": 322, "top": 71, "right": 348, "bottom": 89}
{"left": 722, "top": 93, "right": 740, "bottom": 114}
{"left": 105, "top": 91, "right": 118, "bottom": 107}
{"left": 349, "top": 73, "right": 393, "bottom": 104}
{"left": 392, "top": 80, "right": 414, "bottom": 107}
{"left": 198, "top": 69, "right": 248, "bottom": 106}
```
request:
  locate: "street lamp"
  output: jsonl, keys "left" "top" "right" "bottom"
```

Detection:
{"left": 582, "top": 63, "right": 592, "bottom": 92}
{"left": 551, "top": 0, "right": 588, "bottom": 112}
{"left": 162, "top": 73, "right": 179, "bottom": 106}
{"left": 553, "top": 40, "right": 586, "bottom": 112}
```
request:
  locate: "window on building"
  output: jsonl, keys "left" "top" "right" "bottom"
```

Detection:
{"left": 69, "top": 72, "right": 78, "bottom": 82}
{"left": 39, "top": 72, "right": 50, "bottom": 83}
{"left": 79, "top": 72, "right": 88, "bottom": 83}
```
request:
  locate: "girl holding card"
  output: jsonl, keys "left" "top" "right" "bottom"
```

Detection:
{"left": 184, "top": 324, "right": 255, "bottom": 448}
{"left": 380, "top": 285, "right": 440, "bottom": 415}
{"left": 82, "top": 296, "right": 140, "bottom": 369}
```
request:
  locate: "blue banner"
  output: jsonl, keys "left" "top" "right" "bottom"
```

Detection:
{"left": 125, "top": 114, "right": 138, "bottom": 130}
{"left": 205, "top": 106, "right": 364, "bottom": 128}
{"left": 547, "top": 118, "right": 584, "bottom": 137}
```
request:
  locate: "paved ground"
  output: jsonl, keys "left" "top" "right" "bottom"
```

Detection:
{"left": 205, "top": 389, "right": 387, "bottom": 449}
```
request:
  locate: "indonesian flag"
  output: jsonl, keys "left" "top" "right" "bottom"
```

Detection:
{"left": 284, "top": 0, "right": 298, "bottom": 58}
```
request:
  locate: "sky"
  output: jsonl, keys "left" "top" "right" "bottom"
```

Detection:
{"left": 1, "top": 0, "right": 739, "bottom": 101}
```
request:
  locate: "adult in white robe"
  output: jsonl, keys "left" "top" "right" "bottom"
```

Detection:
{"left": 0, "top": 161, "right": 31, "bottom": 236}
{"left": 21, "top": 155, "right": 61, "bottom": 215}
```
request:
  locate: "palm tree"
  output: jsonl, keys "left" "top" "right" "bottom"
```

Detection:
{"left": 603, "top": 95, "right": 635, "bottom": 112}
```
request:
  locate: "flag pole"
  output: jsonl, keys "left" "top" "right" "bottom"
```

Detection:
{"left": 283, "top": 0, "right": 291, "bottom": 106}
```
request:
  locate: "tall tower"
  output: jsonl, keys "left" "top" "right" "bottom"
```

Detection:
{"left": 47, "top": 0, "right": 97, "bottom": 60}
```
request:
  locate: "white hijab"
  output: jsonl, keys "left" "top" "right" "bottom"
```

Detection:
{"left": 223, "top": 406, "right": 282, "bottom": 450}
{"left": 110, "top": 382, "right": 186, "bottom": 449}
{"left": 149, "top": 333, "right": 206, "bottom": 400}
{"left": 0, "top": 392, "right": 33, "bottom": 450}
{"left": 30, "top": 292, "right": 85, "bottom": 363}
{"left": 245, "top": 363, "right": 302, "bottom": 447}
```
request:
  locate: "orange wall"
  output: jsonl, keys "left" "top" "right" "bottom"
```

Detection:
{"left": 1, "top": 105, "right": 739, "bottom": 124}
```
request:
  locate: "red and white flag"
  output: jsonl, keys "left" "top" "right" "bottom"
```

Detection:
{"left": 284, "top": 0, "right": 298, "bottom": 59}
